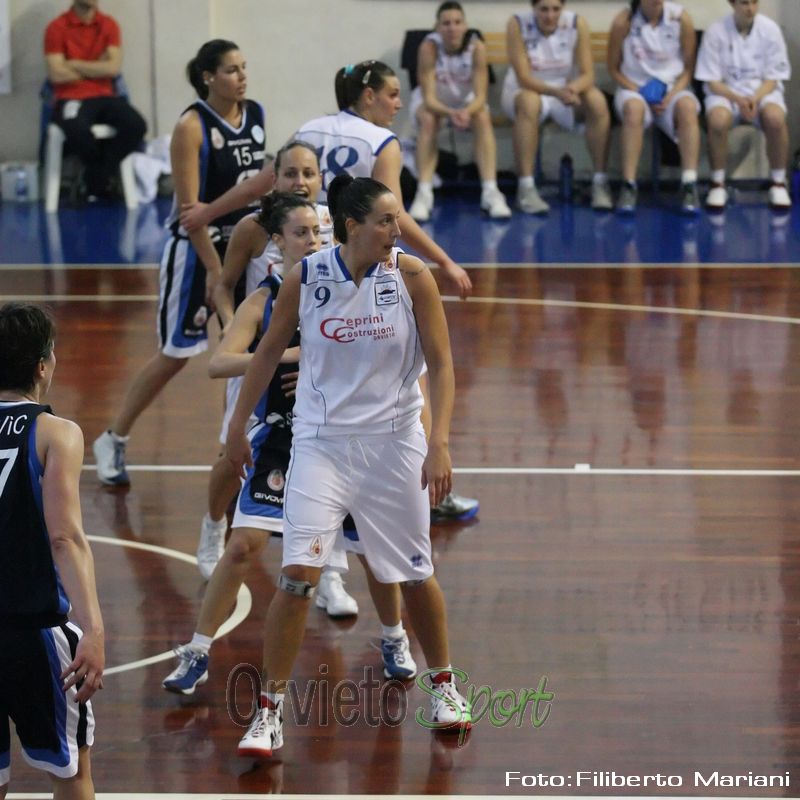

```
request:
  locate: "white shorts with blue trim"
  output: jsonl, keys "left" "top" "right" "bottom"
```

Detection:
{"left": 613, "top": 88, "right": 700, "bottom": 143}
{"left": 282, "top": 424, "right": 432, "bottom": 583}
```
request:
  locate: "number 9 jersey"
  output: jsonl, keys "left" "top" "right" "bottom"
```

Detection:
{"left": 292, "top": 246, "right": 425, "bottom": 439}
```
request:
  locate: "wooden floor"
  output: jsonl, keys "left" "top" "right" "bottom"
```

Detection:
{"left": 3, "top": 263, "right": 800, "bottom": 797}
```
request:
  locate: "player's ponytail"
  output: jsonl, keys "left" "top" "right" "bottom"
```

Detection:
{"left": 258, "top": 192, "right": 315, "bottom": 238}
{"left": 328, "top": 175, "right": 391, "bottom": 243}
{"left": 334, "top": 60, "right": 396, "bottom": 111}
{"left": 187, "top": 39, "right": 239, "bottom": 99}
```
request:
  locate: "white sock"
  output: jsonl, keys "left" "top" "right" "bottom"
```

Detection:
{"left": 190, "top": 633, "right": 213, "bottom": 654}
{"left": 481, "top": 179, "right": 498, "bottom": 193}
{"left": 682, "top": 169, "right": 698, "bottom": 185}
{"left": 108, "top": 429, "right": 129, "bottom": 442}
{"left": 592, "top": 172, "right": 609, "bottom": 185}
{"left": 416, "top": 181, "right": 433, "bottom": 196}
{"left": 518, "top": 175, "right": 535, "bottom": 190}
{"left": 771, "top": 169, "right": 787, "bottom": 184}
{"left": 711, "top": 169, "right": 726, "bottom": 185}
{"left": 204, "top": 511, "right": 224, "bottom": 525}
{"left": 381, "top": 622, "right": 405, "bottom": 640}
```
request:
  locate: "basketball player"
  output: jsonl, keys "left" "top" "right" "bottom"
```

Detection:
{"left": 608, "top": 0, "right": 701, "bottom": 213}
{"left": 0, "top": 303, "right": 104, "bottom": 800}
{"left": 227, "top": 176, "right": 472, "bottom": 758}
{"left": 407, "top": 1, "right": 512, "bottom": 221}
{"left": 504, "top": 0, "right": 613, "bottom": 213}
{"left": 695, "top": 0, "right": 792, "bottom": 211}
{"left": 93, "top": 40, "right": 267, "bottom": 489}
{"left": 163, "top": 194, "right": 416, "bottom": 695}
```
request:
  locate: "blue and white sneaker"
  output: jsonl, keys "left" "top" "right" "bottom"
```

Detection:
{"left": 93, "top": 430, "right": 130, "bottom": 486}
{"left": 162, "top": 645, "right": 209, "bottom": 695}
{"left": 381, "top": 633, "right": 417, "bottom": 680}
{"left": 431, "top": 491, "right": 479, "bottom": 523}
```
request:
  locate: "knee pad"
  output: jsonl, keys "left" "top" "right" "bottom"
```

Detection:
{"left": 278, "top": 573, "right": 316, "bottom": 598}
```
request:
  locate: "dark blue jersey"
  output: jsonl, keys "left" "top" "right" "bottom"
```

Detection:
{"left": 171, "top": 98, "right": 266, "bottom": 240}
{"left": 253, "top": 274, "right": 300, "bottom": 426}
{"left": 0, "top": 402, "right": 69, "bottom": 628}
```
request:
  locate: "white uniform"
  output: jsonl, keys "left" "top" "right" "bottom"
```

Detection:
{"left": 219, "top": 202, "right": 334, "bottom": 445}
{"left": 282, "top": 246, "right": 431, "bottom": 583}
{"left": 410, "top": 30, "right": 478, "bottom": 122}
{"left": 501, "top": 10, "right": 581, "bottom": 127}
{"left": 695, "top": 13, "right": 790, "bottom": 122}
{"left": 613, "top": 1, "right": 700, "bottom": 141}
{"left": 296, "top": 111, "right": 397, "bottom": 200}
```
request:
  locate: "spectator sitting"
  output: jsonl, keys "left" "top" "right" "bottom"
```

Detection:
{"left": 695, "top": 0, "right": 792, "bottom": 211}
{"left": 44, "top": 0, "right": 147, "bottom": 201}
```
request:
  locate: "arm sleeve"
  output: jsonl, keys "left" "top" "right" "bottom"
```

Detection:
{"left": 763, "top": 23, "right": 791, "bottom": 81}
{"left": 694, "top": 25, "right": 722, "bottom": 82}
{"left": 43, "top": 19, "right": 65, "bottom": 55}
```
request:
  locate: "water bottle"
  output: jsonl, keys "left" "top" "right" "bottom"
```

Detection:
{"left": 14, "top": 167, "right": 28, "bottom": 202}
{"left": 792, "top": 148, "right": 800, "bottom": 204}
{"left": 559, "top": 153, "right": 573, "bottom": 204}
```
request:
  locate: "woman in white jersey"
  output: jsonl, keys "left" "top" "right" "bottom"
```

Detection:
{"left": 504, "top": 0, "right": 612, "bottom": 214}
{"left": 195, "top": 142, "right": 338, "bottom": 581}
{"left": 179, "top": 60, "right": 472, "bottom": 300}
{"left": 93, "top": 40, "right": 265, "bottom": 486}
{"left": 407, "top": 1, "right": 511, "bottom": 222}
{"left": 695, "top": 0, "right": 792, "bottom": 211}
{"left": 163, "top": 193, "right": 418, "bottom": 697}
{"left": 608, "top": 0, "right": 701, "bottom": 213}
{"left": 228, "top": 175, "right": 472, "bottom": 758}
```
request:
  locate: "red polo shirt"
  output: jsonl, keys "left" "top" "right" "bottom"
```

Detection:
{"left": 44, "top": 8, "right": 121, "bottom": 101}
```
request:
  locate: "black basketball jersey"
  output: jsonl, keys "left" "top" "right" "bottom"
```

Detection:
{"left": 0, "top": 401, "right": 69, "bottom": 628}
{"left": 253, "top": 274, "right": 300, "bottom": 425}
{"left": 190, "top": 98, "right": 266, "bottom": 239}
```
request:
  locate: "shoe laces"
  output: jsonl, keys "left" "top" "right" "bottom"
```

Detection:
{"left": 246, "top": 707, "right": 270, "bottom": 738}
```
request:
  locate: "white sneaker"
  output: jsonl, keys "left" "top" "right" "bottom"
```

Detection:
{"left": 92, "top": 430, "right": 130, "bottom": 485}
{"left": 590, "top": 180, "right": 613, "bottom": 211}
{"left": 516, "top": 184, "right": 550, "bottom": 215}
{"left": 238, "top": 700, "right": 284, "bottom": 758}
{"left": 409, "top": 189, "right": 433, "bottom": 222}
{"left": 769, "top": 182, "right": 792, "bottom": 210}
{"left": 480, "top": 187, "right": 512, "bottom": 219}
{"left": 429, "top": 678, "right": 472, "bottom": 732}
{"left": 197, "top": 513, "right": 227, "bottom": 580}
{"left": 315, "top": 570, "right": 358, "bottom": 617}
{"left": 706, "top": 183, "right": 728, "bottom": 212}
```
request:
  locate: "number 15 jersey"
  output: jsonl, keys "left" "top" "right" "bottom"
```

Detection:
{"left": 293, "top": 246, "right": 424, "bottom": 439}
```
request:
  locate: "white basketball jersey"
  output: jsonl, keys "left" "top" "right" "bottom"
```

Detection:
{"left": 296, "top": 111, "right": 397, "bottom": 201}
{"left": 695, "top": 13, "right": 790, "bottom": 98}
{"left": 621, "top": 1, "right": 686, "bottom": 87}
{"left": 245, "top": 203, "right": 334, "bottom": 296}
{"left": 503, "top": 9, "right": 578, "bottom": 96}
{"left": 425, "top": 30, "right": 478, "bottom": 108}
{"left": 292, "top": 245, "right": 424, "bottom": 438}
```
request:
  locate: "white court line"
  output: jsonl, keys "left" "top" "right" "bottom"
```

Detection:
{"left": 5, "top": 795, "right": 780, "bottom": 800}
{"left": 86, "top": 535, "right": 251, "bottom": 676}
{"left": 4, "top": 292, "right": 800, "bottom": 327}
{"left": 80, "top": 465, "right": 800, "bottom": 478}
{"left": 0, "top": 294, "right": 158, "bottom": 302}
{"left": 2, "top": 260, "right": 799, "bottom": 270}
{"left": 441, "top": 295, "right": 800, "bottom": 326}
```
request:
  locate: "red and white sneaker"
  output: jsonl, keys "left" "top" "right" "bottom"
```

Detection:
{"left": 238, "top": 699, "right": 283, "bottom": 758}
{"left": 428, "top": 678, "right": 472, "bottom": 733}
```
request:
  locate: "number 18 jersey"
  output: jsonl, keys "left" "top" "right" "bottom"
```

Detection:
{"left": 293, "top": 246, "right": 424, "bottom": 439}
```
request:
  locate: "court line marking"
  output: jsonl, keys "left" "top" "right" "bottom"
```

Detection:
{"left": 3, "top": 260, "right": 800, "bottom": 270}
{"left": 4, "top": 795, "right": 776, "bottom": 800}
{"left": 86, "top": 535, "right": 251, "bottom": 676}
{"left": 80, "top": 465, "right": 800, "bottom": 478}
{"left": 4, "top": 293, "right": 800, "bottom": 327}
